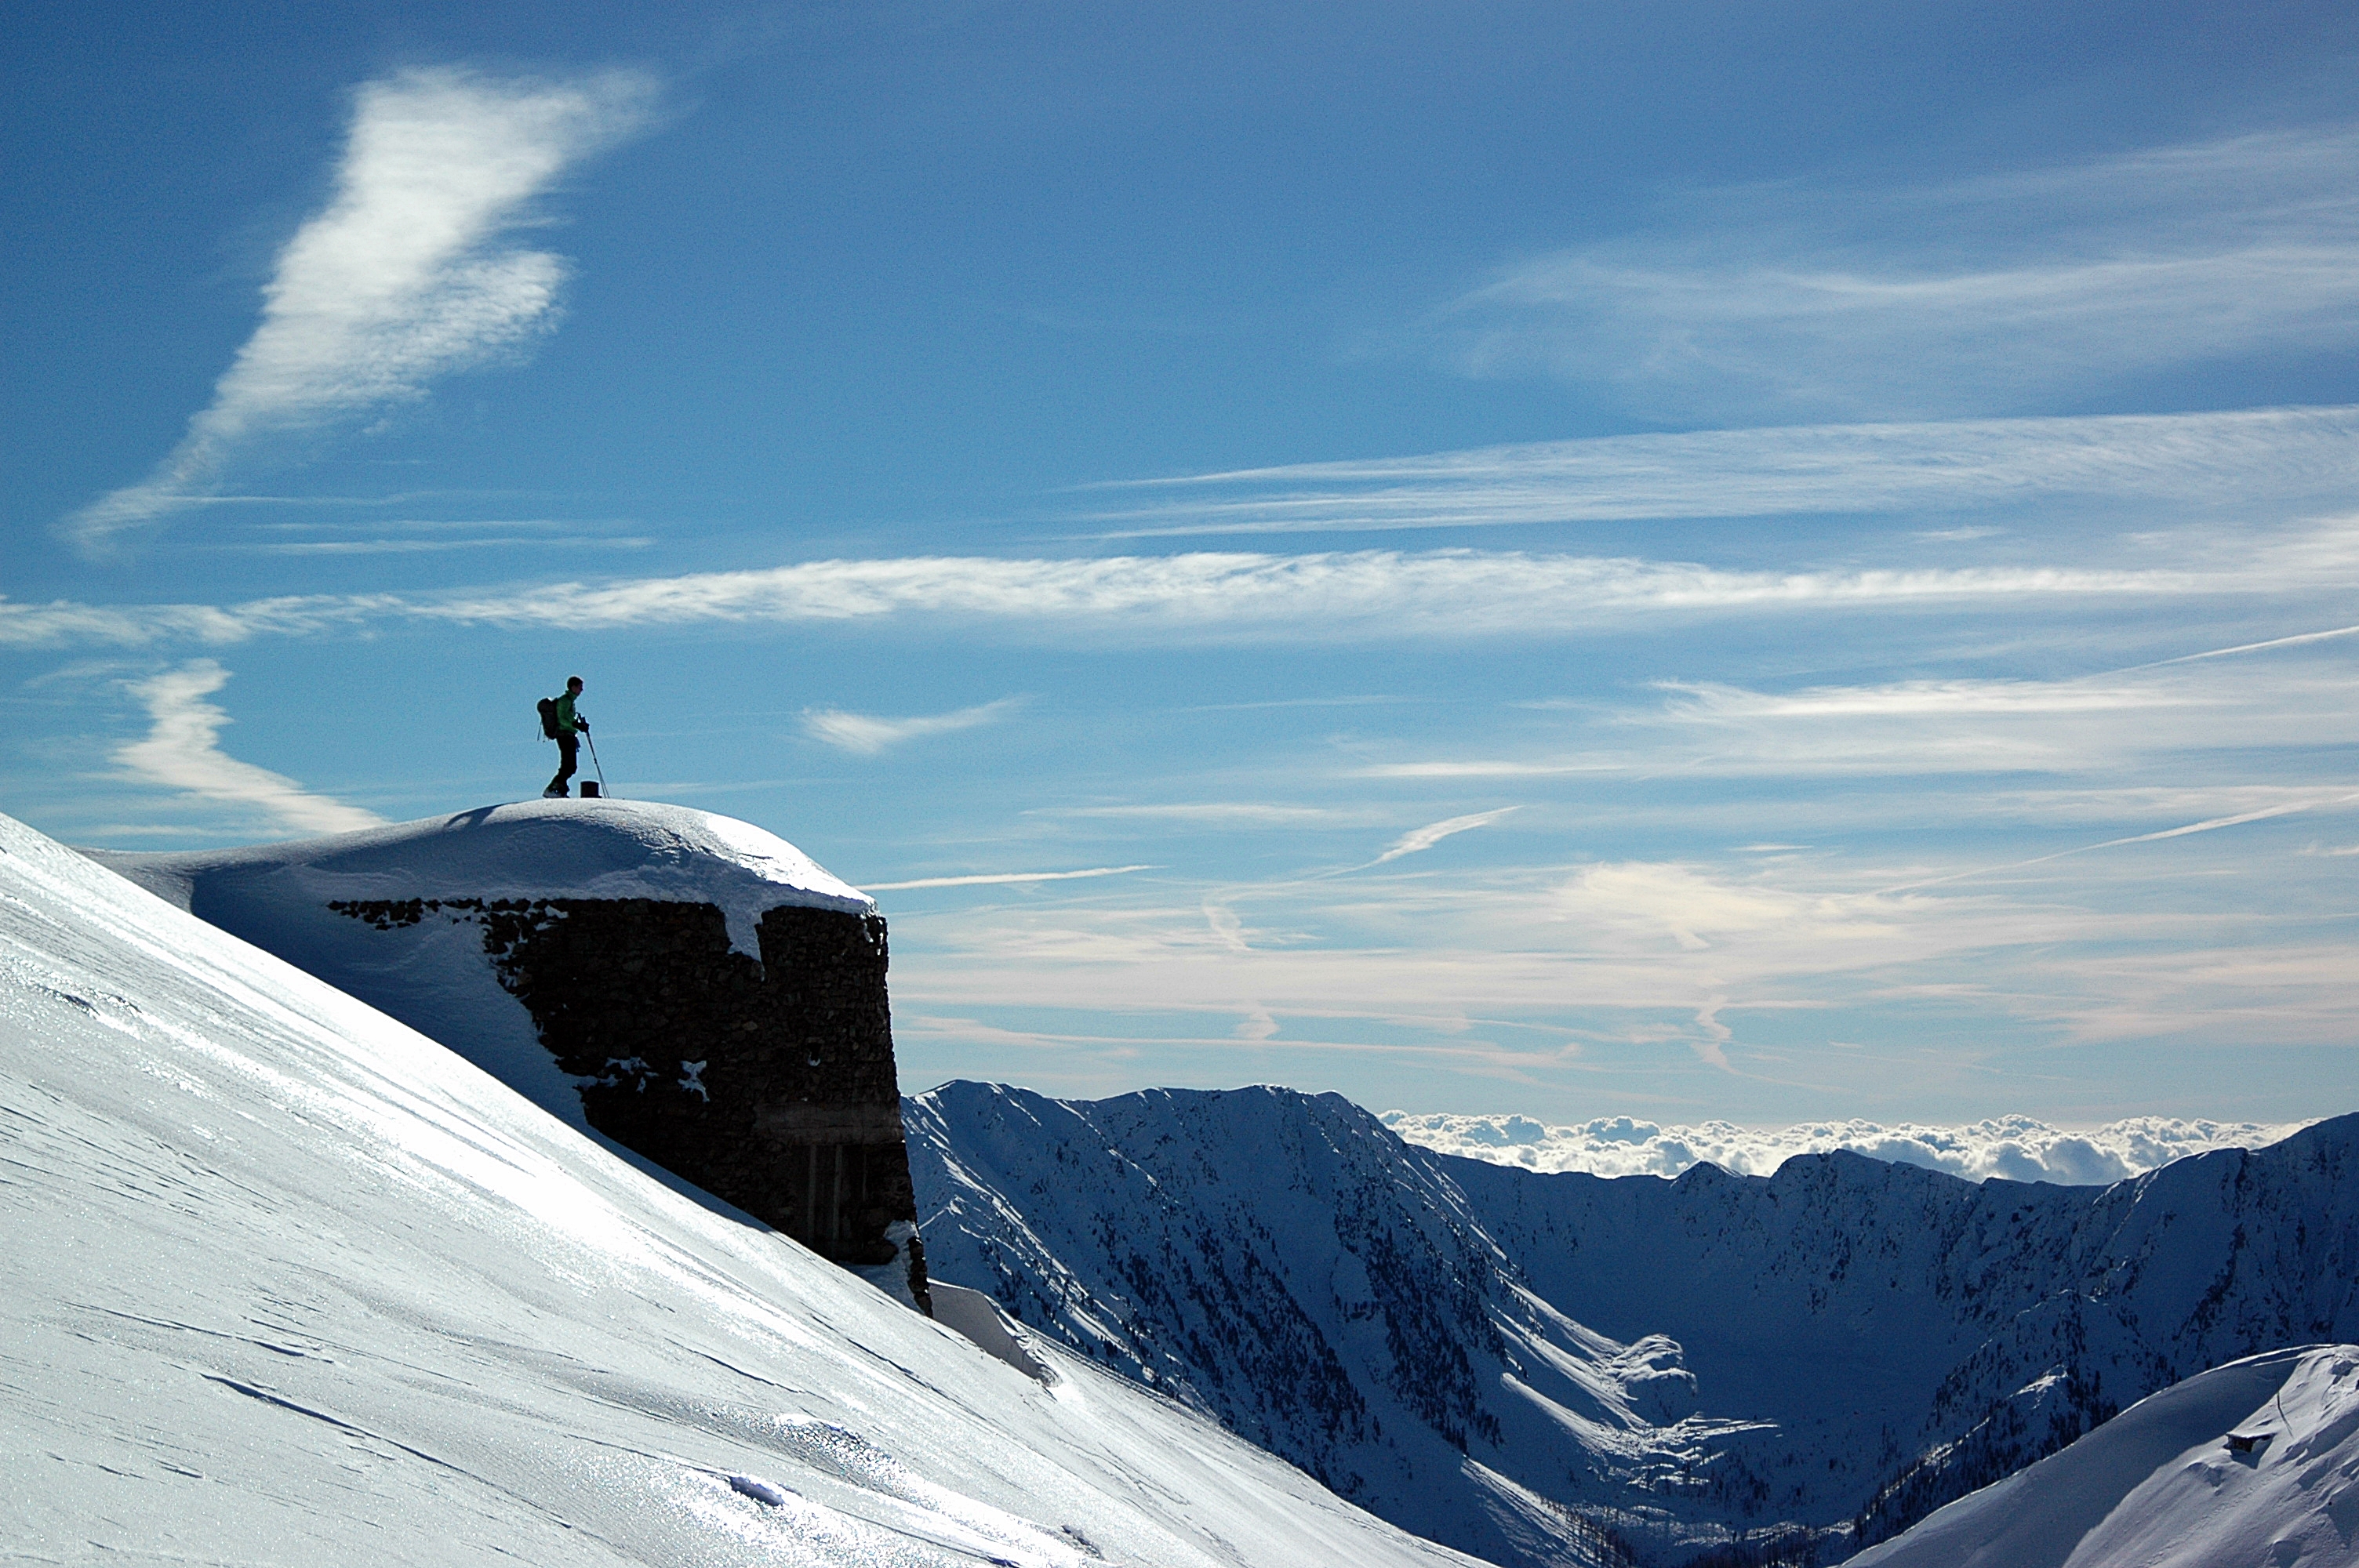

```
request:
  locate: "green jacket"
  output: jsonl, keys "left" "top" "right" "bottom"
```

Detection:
{"left": 553, "top": 691, "right": 582, "bottom": 736}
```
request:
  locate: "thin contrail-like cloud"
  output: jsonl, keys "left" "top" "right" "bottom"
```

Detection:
{"left": 801, "top": 698, "right": 1025, "bottom": 755}
{"left": 1885, "top": 790, "right": 2359, "bottom": 892}
{"left": 1368, "top": 808, "right": 1520, "bottom": 866}
{"left": 865, "top": 866, "right": 1155, "bottom": 891}
{"left": 2135, "top": 621, "right": 2359, "bottom": 669}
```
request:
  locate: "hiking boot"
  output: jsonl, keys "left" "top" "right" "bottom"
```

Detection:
{"left": 543, "top": 785, "right": 568, "bottom": 798}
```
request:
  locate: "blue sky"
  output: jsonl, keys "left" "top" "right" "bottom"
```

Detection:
{"left": 5, "top": 0, "right": 2357, "bottom": 1124}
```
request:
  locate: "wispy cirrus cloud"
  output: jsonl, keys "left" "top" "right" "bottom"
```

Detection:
{"left": 1046, "top": 803, "right": 1343, "bottom": 825}
{"left": 1435, "top": 125, "right": 2359, "bottom": 419}
{"left": 426, "top": 551, "right": 2201, "bottom": 637}
{"left": 1369, "top": 808, "right": 1519, "bottom": 866}
{"left": 1648, "top": 659, "right": 2359, "bottom": 779}
{"left": 0, "top": 593, "right": 394, "bottom": 648}
{"left": 879, "top": 809, "right": 2359, "bottom": 1091}
{"left": 255, "top": 535, "right": 652, "bottom": 555}
{"left": 68, "top": 66, "right": 653, "bottom": 550}
{"left": 238, "top": 517, "right": 652, "bottom": 555}
{"left": 1662, "top": 677, "right": 2189, "bottom": 720}
{"left": 0, "top": 554, "right": 2183, "bottom": 648}
{"left": 867, "top": 865, "right": 1154, "bottom": 891}
{"left": 1357, "top": 759, "right": 1610, "bottom": 779}
{"left": 2137, "top": 621, "right": 2359, "bottom": 667}
{"left": 1889, "top": 789, "right": 2359, "bottom": 892}
{"left": 1081, "top": 406, "right": 2359, "bottom": 538}
{"left": 9, "top": 515, "right": 2356, "bottom": 652}
{"left": 801, "top": 697, "right": 1026, "bottom": 754}
{"left": 116, "top": 661, "right": 383, "bottom": 835}
{"left": 1358, "top": 652, "right": 2359, "bottom": 784}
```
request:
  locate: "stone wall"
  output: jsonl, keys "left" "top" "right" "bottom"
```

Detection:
{"left": 330, "top": 895, "right": 926, "bottom": 1306}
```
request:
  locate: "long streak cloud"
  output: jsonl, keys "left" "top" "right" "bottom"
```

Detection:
{"left": 0, "top": 547, "right": 2233, "bottom": 651}
{"left": 68, "top": 67, "right": 652, "bottom": 550}
{"left": 1085, "top": 406, "right": 2359, "bottom": 536}
{"left": 802, "top": 699, "right": 1025, "bottom": 755}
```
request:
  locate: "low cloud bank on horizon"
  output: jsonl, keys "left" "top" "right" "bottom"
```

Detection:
{"left": 1380, "top": 1109, "right": 2317, "bottom": 1185}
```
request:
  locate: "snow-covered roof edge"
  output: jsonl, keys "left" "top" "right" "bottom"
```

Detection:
{"left": 84, "top": 797, "right": 874, "bottom": 958}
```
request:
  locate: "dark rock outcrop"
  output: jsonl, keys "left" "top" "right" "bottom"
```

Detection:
{"left": 332, "top": 895, "right": 925, "bottom": 1301}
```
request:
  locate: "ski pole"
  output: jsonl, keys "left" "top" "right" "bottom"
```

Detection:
{"left": 584, "top": 729, "right": 609, "bottom": 796}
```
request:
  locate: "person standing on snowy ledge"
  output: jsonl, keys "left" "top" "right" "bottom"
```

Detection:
{"left": 542, "top": 676, "right": 588, "bottom": 798}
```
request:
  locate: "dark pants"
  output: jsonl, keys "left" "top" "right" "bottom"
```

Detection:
{"left": 547, "top": 734, "right": 579, "bottom": 794}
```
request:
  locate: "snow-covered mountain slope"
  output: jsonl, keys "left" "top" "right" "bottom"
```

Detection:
{"left": 0, "top": 811, "right": 1485, "bottom": 1568}
{"left": 82, "top": 798, "right": 874, "bottom": 1127}
{"left": 906, "top": 1082, "right": 2359, "bottom": 1566}
{"left": 1850, "top": 1345, "right": 2359, "bottom": 1568}
{"left": 1449, "top": 1120, "right": 2359, "bottom": 1548}
{"left": 907, "top": 1083, "right": 1741, "bottom": 1568}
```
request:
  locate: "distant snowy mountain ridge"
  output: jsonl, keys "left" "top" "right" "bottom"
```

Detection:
{"left": 1381, "top": 1109, "right": 2314, "bottom": 1184}
{"left": 911, "top": 1083, "right": 2359, "bottom": 1567}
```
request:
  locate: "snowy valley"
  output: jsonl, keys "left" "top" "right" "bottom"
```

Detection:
{"left": 908, "top": 1082, "right": 2359, "bottom": 1563}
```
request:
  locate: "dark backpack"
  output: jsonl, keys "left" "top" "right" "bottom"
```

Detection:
{"left": 536, "top": 696, "right": 562, "bottom": 739}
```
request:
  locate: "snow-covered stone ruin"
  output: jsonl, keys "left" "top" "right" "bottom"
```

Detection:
{"left": 88, "top": 797, "right": 928, "bottom": 1303}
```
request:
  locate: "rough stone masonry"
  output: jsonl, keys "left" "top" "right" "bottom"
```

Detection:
{"left": 330, "top": 894, "right": 928, "bottom": 1306}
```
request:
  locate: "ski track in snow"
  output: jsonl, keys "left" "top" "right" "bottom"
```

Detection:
{"left": 1, "top": 808, "right": 1484, "bottom": 1567}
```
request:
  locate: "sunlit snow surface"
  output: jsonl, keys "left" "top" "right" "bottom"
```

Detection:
{"left": 1383, "top": 1109, "right": 2314, "bottom": 1185}
{"left": 0, "top": 810, "right": 1482, "bottom": 1567}
{"left": 1852, "top": 1345, "right": 2359, "bottom": 1568}
{"left": 87, "top": 796, "right": 874, "bottom": 956}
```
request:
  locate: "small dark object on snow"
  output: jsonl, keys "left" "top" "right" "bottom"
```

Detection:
{"left": 727, "top": 1473, "right": 787, "bottom": 1506}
